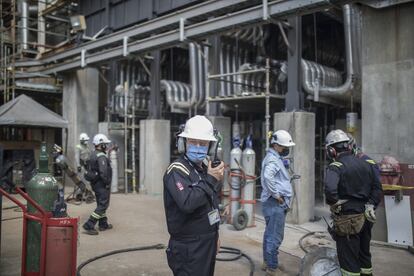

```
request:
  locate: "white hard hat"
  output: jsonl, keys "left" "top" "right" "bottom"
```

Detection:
{"left": 178, "top": 115, "right": 217, "bottom": 141}
{"left": 92, "top": 134, "right": 111, "bottom": 146}
{"left": 325, "top": 129, "right": 349, "bottom": 147}
{"left": 270, "top": 130, "right": 295, "bottom": 147}
{"left": 79, "top": 133, "right": 90, "bottom": 141}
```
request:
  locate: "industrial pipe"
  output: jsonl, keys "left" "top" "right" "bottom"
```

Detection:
{"left": 161, "top": 80, "right": 193, "bottom": 109}
{"left": 302, "top": 4, "right": 358, "bottom": 99}
{"left": 189, "top": 43, "right": 200, "bottom": 108}
{"left": 19, "top": 0, "right": 29, "bottom": 50}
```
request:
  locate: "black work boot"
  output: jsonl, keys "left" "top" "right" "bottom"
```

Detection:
{"left": 83, "top": 217, "right": 99, "bottom": 235}
{"left": 98, "top": 217, "right": 113, "bottom": 231}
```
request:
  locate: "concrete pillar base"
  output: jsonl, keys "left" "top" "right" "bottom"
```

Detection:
{"left": 139, "top": 120, "right": 170, "bottom": 195}
{"left": 274, "top": 112, "right": 315, "bottom": 224}
{"left": 62, "top": 68, "right": 99, "bottom": 185}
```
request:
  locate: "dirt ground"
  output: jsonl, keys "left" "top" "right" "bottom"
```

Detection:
{"left": 1, "top": 193, "right": 413, "bottom": 276}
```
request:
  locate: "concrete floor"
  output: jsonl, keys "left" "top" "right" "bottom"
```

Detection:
{"left": 1, "top": 193, "right": 413, "bottom": 276}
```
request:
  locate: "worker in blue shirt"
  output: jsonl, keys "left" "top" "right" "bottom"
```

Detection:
{"left": 260, "top": 130, "right": 295, "bottom": 276}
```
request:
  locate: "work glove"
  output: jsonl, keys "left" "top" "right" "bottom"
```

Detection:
{"left": 77, "top": 166, "right": 82, "bottom": 173}
{"left": 330, "top": 204, "right": 342, "bottom": 214}
{"left": 329, "top": 199, "right": 348, "bottom": 214}
{"left": 365, "top": 204, "right": 376, "bottom": 223}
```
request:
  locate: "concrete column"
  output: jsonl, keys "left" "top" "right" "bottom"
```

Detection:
{"left": 361, "top": 3, "right": 414, "bottom": 242}
{"left": 274, "top": 112, "right": 315, "bottom": 224}
{"left": 62, "top": 68, "right": 99, "bottom": 173}
{"left": 361, "top": 3, "right": 414, "bottom": 164}
{"left": 286, "top": 15, "right": 304, "bottom": 111}
{"left": 139, "top": 119, "right": 170, "bottom": 195}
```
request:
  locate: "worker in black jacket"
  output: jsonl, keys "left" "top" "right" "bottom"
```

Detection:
{"left": 324, "top": 129, "right": 382, "bottom": 276}
{"left": 83, "top": 133, "right": 113, "bottom": 235}
{"left": 164, "top": 115, "right": 224, "bottom": 276}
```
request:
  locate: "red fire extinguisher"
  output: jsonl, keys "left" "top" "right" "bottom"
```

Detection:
{"left": 0, "top": 187, "right": 78, "bottom": 276}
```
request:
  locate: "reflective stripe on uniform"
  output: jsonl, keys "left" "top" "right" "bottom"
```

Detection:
{"left": 91, "top": 212, "right": 102, "bottom": 219}
{"left": 360, "top": 267, "right": 373, "bottom": 274}
{"left": 330, "top": 161, "right": 343, "bottom": 167}
{"left": 341, "top": 268, "right": 360, "bottom": 276}
{"left": 365, "top": 159, "right": 376, "bottom": 165}
{"left": 97, "top": 152, "right": 106, "bottom": 157}
{"left": 167, "top": 162, "right": 190, "bottom": 176}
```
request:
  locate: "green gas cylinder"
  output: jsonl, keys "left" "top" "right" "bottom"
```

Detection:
{"left": 26, "top": 142, "right": 58, "bottom": 272}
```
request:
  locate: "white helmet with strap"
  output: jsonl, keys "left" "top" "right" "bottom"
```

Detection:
{"left": 270, "top": 130, "right": 295, "bottom": 147}
{"left": 79, "top": 133, "right": 90, "bottom": 142}
{"left": 92, "top": 134, "right": 111, "bottom": 146}
{"left": 178, "top": 115, "right": 217, "bottom": 141}
{"left": 325, "top": 129, "right": 349, "bottom": 147}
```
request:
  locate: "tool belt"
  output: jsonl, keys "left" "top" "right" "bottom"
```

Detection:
{"left": 333, "top": 213, "right": 365, "bottom": 236}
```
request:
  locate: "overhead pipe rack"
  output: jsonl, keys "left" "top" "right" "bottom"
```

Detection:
{"left": 18, "top": 0, "right": 354, "bottom": 75}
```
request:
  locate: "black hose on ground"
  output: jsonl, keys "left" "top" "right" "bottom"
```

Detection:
{"left": 76, "top": 244, "right": 255, "bottom": 276}
{"left": 76, "top": 244, "right": 165, "bottom": 276}
{"left": 217, "top": 246, "right": 255, "bottom": 276}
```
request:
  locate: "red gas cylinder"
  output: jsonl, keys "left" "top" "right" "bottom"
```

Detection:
{"left": 45, "top": 217, "right": 78, "bottom": 276}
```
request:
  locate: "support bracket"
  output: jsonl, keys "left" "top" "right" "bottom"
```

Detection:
{"left": 263, "top": 0, "right": 269, "bottom": 20}
{"left": 123, "top": 36, "right": 129, "bottom": 57}
{"left": 179, "top": 18, "right": 186, "bottom": 42}
{"left": 81, "top": 49, "right": 87, "bottom": 67}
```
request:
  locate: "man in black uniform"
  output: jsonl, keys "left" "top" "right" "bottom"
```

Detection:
{"left": 324, "top": 129, "right": 382, "bottom": 276}
{"left": 83, "top": 133, "right": 113, "bottom": 235}
{"left": 164, "top": 115, "right": 224, "bottom": 276}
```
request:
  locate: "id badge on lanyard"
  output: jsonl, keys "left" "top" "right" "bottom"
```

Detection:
{"left": 190, "top": 161, "right": 220, "bottom": 226}
{"left": 208, "top": 208, "right": 220, "bottom": 225}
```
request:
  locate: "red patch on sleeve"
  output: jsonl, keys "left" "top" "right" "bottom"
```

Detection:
{"left": 176, "top": 181, "right": 184, "bottom": 191}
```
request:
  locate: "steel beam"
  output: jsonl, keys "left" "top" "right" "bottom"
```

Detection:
{"left": 16, "top": 0, "right": 247, "bottom": 67}
{"left": 206, "top": 36, "right": 222, "bottom": 116}
{"left": 149, "top": 51, "right": 161, "bottom": 119}
{"left": 29, "top": 0, "right": 353, "bottom": 74}
{"left": 286, "top": 15, "right": 303, "bottom": 111}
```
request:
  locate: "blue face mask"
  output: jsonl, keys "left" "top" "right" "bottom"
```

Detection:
{"left": 186, "top": 144, "right": 209, "bottom": 163}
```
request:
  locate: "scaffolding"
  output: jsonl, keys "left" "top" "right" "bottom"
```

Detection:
{"left": 0, "top": 0, "right": 73, "bottom": 103}
{"left": 207, "top": 58, "right": 284, "bottom": 150}
{"left": 0, "top": 0, "right": 16, "bottom": 102}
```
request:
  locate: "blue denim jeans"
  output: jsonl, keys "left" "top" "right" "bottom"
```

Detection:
{"left": 262, "top": 197, "right": 288, "bottom": 269}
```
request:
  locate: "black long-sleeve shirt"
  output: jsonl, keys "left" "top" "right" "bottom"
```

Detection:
{"left": 163, "top": 156, "right": 220, "bottom": 238}
{"left": 324, "top": 152, "right": 382, "bottom": 214}
{"left": 89, "top": 150, "right": 112, "bottom": 187}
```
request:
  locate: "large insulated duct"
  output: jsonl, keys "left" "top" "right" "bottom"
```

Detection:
{"left": 19, "top": 0, "right": 29, "bottom": 50}
{"left": 302, "top": 4, "right": 359, "bottom": 99}
{"left": 161, "top": 80, "right": 193, "bottom": 109}
{"left": 187, "top": 42, "right": 207, "bottom": 111}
